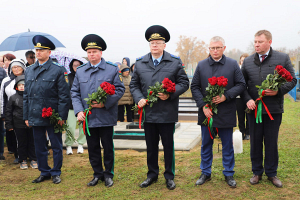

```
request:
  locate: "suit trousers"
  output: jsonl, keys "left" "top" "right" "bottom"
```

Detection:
{"left": 32, "top": 126, "right": 62, "bottom": 176}
{"left": 14, "top": 128, "right": 36, "bottom": 162}
{"left": 144, "top": 123, "right": 175, "bottom": 180}
{"left": 85, "top": 126, "right": 114, "bottom": 179}
{"left": 200, "top": 126, "right": 235, "bottom": 176}
{"left": 248, "top": 113, "right": 281, "bottom": 177}
{"left": 236, "top": 98, "right": 249, "bottom": 137}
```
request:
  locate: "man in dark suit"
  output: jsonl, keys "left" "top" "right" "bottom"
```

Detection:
{"left": 241, "top": 30, "right": 296, "bottom": 188}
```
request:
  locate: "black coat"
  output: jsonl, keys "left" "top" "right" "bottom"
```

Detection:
{"left": 0, "top": 67, "right": 7, "bottom": 86}
{"left": 5, "top": 90, "right": 27, "bottom": 129}
{"left": 191, "top": 55, "right": 246, "bottom": 128}
{"left": 241, "top": 48, "right": 297, "bottom": 114}
{"left": 130, "top": 51, "right": 189, "bottom": 123}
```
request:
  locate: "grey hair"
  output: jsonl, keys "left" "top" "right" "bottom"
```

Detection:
{"left": 210, "top": 36, "right": 225, "bottom": 46}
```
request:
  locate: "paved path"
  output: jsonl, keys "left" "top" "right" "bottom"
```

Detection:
{"left": 62, "top": 122, "right": 201, "bottom": 151}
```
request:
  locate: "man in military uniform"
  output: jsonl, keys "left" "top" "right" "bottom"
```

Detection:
{"left": 24, "top": 35, "right": 70, "bottom": 184}
{"left": 71, "top": 34, "right": 125, "bottom": 187}
{"left": 130, "top": 25, "right": 189, "bottom": 190}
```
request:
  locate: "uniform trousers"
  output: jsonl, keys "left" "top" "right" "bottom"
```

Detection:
{"left": 65, "top": 109, "right": 86, "bottom": 146}
{"left": 32, "top": 126, "right": 62, "bottom": 176}
{"left": 200, "top": 126, "right": 235, "bottom": 176}
{"left": 144, "top": 123, "right": 175, "bottom": 180}
{"left": 14, "top": 128, "right": 36, "bottom": 162}
{"left": 248, "top": 113, "right": 281, "bottom": 177}
{"left": 86, "top": 126, "right": 114, "bottom": 179}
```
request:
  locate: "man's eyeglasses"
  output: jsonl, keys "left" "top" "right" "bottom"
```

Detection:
{"left": 209, "top": 47, "right": 224, "bottom": 51}
{"left": 149, "top": 42, "right": 165, "bottom": 46}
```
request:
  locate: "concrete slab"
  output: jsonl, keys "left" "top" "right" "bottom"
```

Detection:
{"left": 62, "top": 122, "right": 201, "bottom": 151}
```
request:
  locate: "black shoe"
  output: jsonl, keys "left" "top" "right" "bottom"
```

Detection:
{"left": 0, "top": 154, "right": 5, "bottom": 160}
{"left": 140, "top": 177, "right": 158, "bottom": 188}
{"left": 87, "top": 177, "right": 103, "bottom": 186}
{"left": 166, "top": 179, "right": 176, "bottom": 190}
{"left": 244, "top": 135, "right": 250, "bottom": 140}
{"left": 225, "top": 176, "right": 236, "bottom": 188}
{"left": 52, "top": 175, "right": 61, "bottom": 184}
{"left": 105, "top": 178, "right": 114, "bottom": 187}
{"left": 32, "top": 175, "right": 51, "bottom": 183}
{"left": 195, "top": 174, "right": 211, "bottom": 185}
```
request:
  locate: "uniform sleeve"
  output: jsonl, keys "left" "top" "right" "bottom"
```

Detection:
{"left": 105, "top": 67, "right": 125, "bottom": 109}
{"left": 71, "top": 71, "right": 84, "bottom": 116}
{"left": 169, "top": 60, "right": 189, "bottom": 100}
{"left": 277, "top": 54, "right": 297, "bottom": 96}
{"left": 5, "top": 97, "right": 14, "bottom": 130}
{"left": 191, "top": 63, "right": 206, "bottom": 109}
{"left": 129, "top": 62, "right": 146, "bottom": 104}
{"left": 223, "top": 62, "right": 246, "bottom": 101}
{"left": 57, "top": 67, "right": 71, "bottom": 120}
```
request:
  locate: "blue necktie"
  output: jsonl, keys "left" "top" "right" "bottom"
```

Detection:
{"left": 154, "top": 59, "right": 159, "bottom": 67}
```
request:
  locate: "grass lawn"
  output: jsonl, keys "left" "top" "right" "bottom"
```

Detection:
{"left": 0, "top": 96, "right": 299, "bottom": 199}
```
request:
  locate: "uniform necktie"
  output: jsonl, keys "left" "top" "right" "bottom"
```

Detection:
{"left": 154, "top": 59, "right": 159, "bottom": 67}
{"left": 261, "top": 55, "right": 267, "bottom": 62}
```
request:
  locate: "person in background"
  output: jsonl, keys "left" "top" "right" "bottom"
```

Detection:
{"left": 25, "top": 51, "right": 36, "bottom": 67}
{"left": 5, "top": 75, "right": 38, "bottom": 169}
{"left": 115, "top": 62, "right": 121, "bottom": 70}
{"left": 0, "top": 55, "right": 4, "bottom": 68}
{"left": 3, "top": 53, "right": 16, "bottom": 74}
{"left": 122, "top": 57, "right": 130, "bottom": 68}
{"left": 65, "top": 59, "right": 86, "bottom": 155}
{"left": 242, "top": 30, "right": 296, "bottom": 188}
{"left": 0, "top": 59, "right": 26, "bottom": 164}
{"left": 118, "top": 64, "right": 134, "bottom": 122}
{"left": 0, "top": 64, "right": 7, "bottom": 160}
{"left": 236, "top": 53, "right": 249, "bottom": 140}
{"left": 130, "top": 63, "right": 135, "bottom": 76}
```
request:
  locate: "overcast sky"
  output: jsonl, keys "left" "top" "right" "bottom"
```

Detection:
{"left": 1, "top": 0, "right": 299, "bottom": 64}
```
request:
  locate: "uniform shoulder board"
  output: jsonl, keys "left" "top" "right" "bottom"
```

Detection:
{"left": 136, "top": 56, "right": 144, "bottom": 61}
{"left": 26, "top": 64, "right": 34, "bottom": 68}
{"left": 52, "top": 62, "right": 62, "bottom": 67}
{"left": 170, "top": 54, "right": 180, "bottom": 59}
{"left": 106, "top": 61, "right": 118, "bottom": 67}
{"left": 76, "top": 63, "right": 87, "bottom": 69}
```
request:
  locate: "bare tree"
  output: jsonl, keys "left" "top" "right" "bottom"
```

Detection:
{"left": 175, "top": 35, "right": 208, "bottom": 67}
{"left": 247, "top": 41, "right": 255, "bottom": 55}
{"left": 224, "top": 48, "right": 244, "bottom": 62}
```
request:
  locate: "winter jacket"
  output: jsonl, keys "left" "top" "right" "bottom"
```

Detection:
{"left": 71, "top": 58, "right": 125, "bottom": 127}
{"left": 123, "top": 57, "right": 130, "bottom": 67}
{"left": 23, "top": 58, "right": 70, "bottom": 126}
{"left": 130, "top": 51, "right": 189, "bottom": 123}
{"left": 118, "top": 65, "right": 133, "bottom": 105}
{"left": 191, "top": 55, "right": 246, "bottom": 128}
{"left": 5, "top": 75, "right": 27, "bottom": 129}
{"left": 241, "top": 48, "right": 297, "bottom": 114}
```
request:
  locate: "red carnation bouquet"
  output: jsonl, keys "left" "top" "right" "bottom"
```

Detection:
{"left": 42, "top": 107, "right": 76, "bottom": 142}
{"left": 84, "top": 82, "right": 116, "bottom": 110}
{"left": 132, "top": 78, "right": 176, "bottom": 111}
{"left": 132, "top": 78, "right": 176, "bottom": 129}
{"left": 202, "top": 76, "right": 228, "bottom": 139}
{"left": 82, "top": 82, "right": 115, "bottom": 135}
{"left": 246, "top": 65, "right": 293, "bottom": 123}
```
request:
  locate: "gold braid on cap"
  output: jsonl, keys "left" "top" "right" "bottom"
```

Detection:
{"left": 85, "top": 42, "right": 102, "bottom": 50}
{"left": 148, "top": 33, "right": 165, "bottom": 41}
{"left": 34, "top": 42, "right": 50, "bottom": 49}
